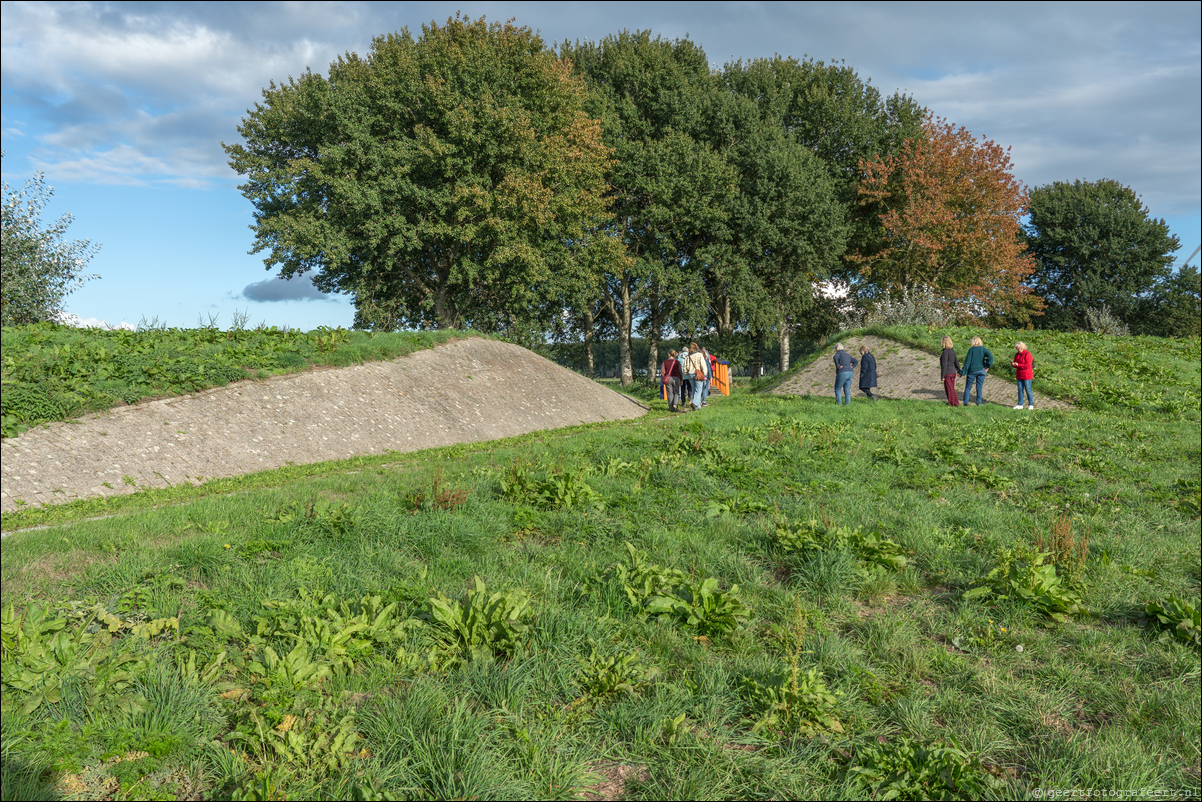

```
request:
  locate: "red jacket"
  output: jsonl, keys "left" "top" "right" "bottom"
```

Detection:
{"left": 661, "top": 357, "right": 682, "bottom": 380}
{"left": 1012, "top": 350, "right": 1033, "bottom": 380}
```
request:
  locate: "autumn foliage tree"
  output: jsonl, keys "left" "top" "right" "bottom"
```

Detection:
{"left": 849, "top": 115, "right": 1042, "bottom": 320}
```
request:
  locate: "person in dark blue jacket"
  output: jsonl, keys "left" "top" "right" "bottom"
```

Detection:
{"left": 858, "top": 345, "right": 878, "bottom": 401}
{"left": 833, "top": 343, "right": 858, "bottom": 405}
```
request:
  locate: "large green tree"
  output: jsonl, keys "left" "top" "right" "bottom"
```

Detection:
{"left": 705, "top": 80, "right": 847, "bottom": 370}
{"left": 564, "top": 31, "right": 735, "bottom": 385}
{"left": 722, "top": 56, "right": 925, "bottom": 265}
{"left": 1, "top": 163, "right": 99, "bottom": 326}
{"left": 1024, "top": 178, "right": 1180, "bottom": 330}
{"left": 224, "top": 15, "right": 612, "bottom": 331}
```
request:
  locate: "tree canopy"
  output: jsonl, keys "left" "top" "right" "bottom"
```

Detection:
{"left": 224, "top": 15, "right": 612, "bottom": 331}
{"left": 1024, "top": 178, "right": 1180, "bottom": 331}
{"left": 849, "top": 116, "right": 1041, "bottom": 320}
{"left": 1, "top": 161, "right": 99, "bottom": 326}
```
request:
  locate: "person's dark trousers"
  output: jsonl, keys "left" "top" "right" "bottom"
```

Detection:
{"left": 862, "top": 389, "right": 875, "bottom": 400}
{"left": 666, "top": 377, "right": 681, "bottom": 410}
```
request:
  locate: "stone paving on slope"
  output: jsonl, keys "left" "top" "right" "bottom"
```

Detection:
{"left": 0, "top": 338, "right": 647, "bottom": 513}
{"left": 771, "top": 335, "right": 1074, "bottom": 411}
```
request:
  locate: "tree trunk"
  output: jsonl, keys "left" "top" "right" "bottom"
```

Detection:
{"left": 603, "top": 274, "right": 635, "bottom": 387}
{"left": 711, "top": 293, "right": 735, "bottom": 339}
{"left": 751, "top": 327, "right": 765, "bottom": 377}
{"left": 618, "top": 277, "right": 634, "bottom": 387}
{"left": 583, "top": 308, "right": 595, "bottom": 376}
{"left": 645, "top": 282, "right": 661, "bottom": 383}
{"left": 779, "top": 314, "right": 791, "bottom": 372}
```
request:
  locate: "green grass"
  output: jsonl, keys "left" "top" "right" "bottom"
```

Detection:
{"left": 3, "top": 375, "right": 1199, "bottom": 800}
{"left": 1, "top": 323, "right": 483, "bottom": 438}
{"left": 761, "top": 328, "right": 1201, "bottom": 423}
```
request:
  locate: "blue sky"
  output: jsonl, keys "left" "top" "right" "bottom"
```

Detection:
{"left": 3, "top": 1, "right": 1199, "bottom": 330}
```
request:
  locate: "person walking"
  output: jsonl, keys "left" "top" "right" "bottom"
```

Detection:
{"left": 961, "top": 336, "right": 994, "bottom": 406}
{"left": 858, "top": 345, "right": 878, "bottom": 401}
{"left": 940, "top": 336, "right": 961, "bottom": 406}
{"left": 833, "top": 343, "right": 858, "bottom": 405}
{"left": 661, "top": 349, "right": 684, "bottom": 412}
{"left": 684, "top": 342, "right": 709, "bottom": 411}
{"left": 676, "top": 348, "right": 691, "bottom": 407}
{"left": 1012, "top": 342, "right": 1034, "bottom": 410}
{"left": 700, "top": 345, "right": 713, "bottom": 407}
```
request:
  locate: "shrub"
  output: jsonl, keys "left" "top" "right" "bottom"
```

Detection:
{"left": 1144, "top": 594, "right": 1201, "bottom": 648}
{"left": 1084, "top": 304, "right": 1130, "bottom": 336}
{"left": 845, "top": 736, "right": 997, "bottom": 800}
{"left": 963, "top": 547, "right": 1087, "bottom": 622}
{"left": 863, "top": 286, "right": 951, "bottom": 327}
{"left": 740, "top": 665, "right": 843, "bottom": 737}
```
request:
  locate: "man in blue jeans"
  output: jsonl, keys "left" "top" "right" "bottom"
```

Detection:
{"left": 833, "top": 343, "right": 858, "bottom": 405}
{"left": 960, "top": 336, "right": 994, "bottom": 405}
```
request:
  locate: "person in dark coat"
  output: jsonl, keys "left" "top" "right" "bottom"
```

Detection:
{"left": 939, "top": 335, "right": 961, "bottom": 407}
{"left": 858, "top": 345, "right": 878, "bottom": 400}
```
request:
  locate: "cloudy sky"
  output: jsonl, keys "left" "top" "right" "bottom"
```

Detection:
{"left": 2, "top": 1, "right": 1199, "bottom": 330}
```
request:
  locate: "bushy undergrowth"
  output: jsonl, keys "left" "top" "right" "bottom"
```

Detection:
{"left": 1, "top": 375, "right": 1199, "bottom": 799}
{"left": 0, "top": 323, "right": 478, "bottom": 437}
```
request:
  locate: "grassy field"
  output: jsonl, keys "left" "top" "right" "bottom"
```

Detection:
{"left": 0, "top": 323, "right": 480, "bottom": 439}
{"left": 775, "top": 326, "right": 1201, "bottom": 422}
{"left": 1, "top": 333, "right": 1199, "bottom": 801}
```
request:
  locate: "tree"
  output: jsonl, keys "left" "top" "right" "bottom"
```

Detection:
{"left": 1133, "top": 263, "right": 1199, "bottom": 337}
{"left": 1, "top": 162, "right": 99, "bottom": 326}
{"left": 848, "top": 116, "right": 1041, "bottom": 320}
{"left": 704, "top": 83, "right": 847, "bottom": 370}
{"left": 224, "top": 15, "right": 612, "bottom": 331}
{"left": 722, "top": 56, "right": 925, "bottom": 274}
{"left": 563, "top": 31, "right": 734, "bottom": 386}
{"left": 1024, "top": 179, "right": 1180, "bottom": 330}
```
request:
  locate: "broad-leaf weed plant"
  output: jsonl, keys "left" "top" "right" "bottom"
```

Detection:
{"left": 1, "top": 337, "right": 1199, "bottom": 800}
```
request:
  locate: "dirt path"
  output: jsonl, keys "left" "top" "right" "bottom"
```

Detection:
{"left": 0, "top": 338, "right": 647, "bottom": 512}
{"left": 771, "top": 335, "right": 1073, "bottom": 409}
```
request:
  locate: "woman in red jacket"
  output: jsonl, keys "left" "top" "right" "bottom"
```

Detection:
{"left": 1012, "top": 342, "right": 1034, "bottom": 410}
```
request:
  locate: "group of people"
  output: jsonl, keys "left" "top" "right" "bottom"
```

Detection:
{"left": 832, "top": 336, "right": 1037, "bottom": 408}
{"left": 660, "top": 342, "right": 718, "bottom": 412}
{"left": 939, "top": 336, "right": 1035, "bottom": 408}
{"left": 832, "top": 343, "right": 877, "bottom": 405}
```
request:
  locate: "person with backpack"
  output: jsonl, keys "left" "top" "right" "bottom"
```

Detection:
{"left": 833, "top": 343, "right": 858, "bottom": 405}
{"left": 661, "top": 349, "right": 684, "bottom": 412}
{"left": 1012, "top": 342, "right": 1034, "bottom": 409}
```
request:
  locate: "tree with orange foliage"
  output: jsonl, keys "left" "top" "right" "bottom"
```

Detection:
{"left": 849, "top": 115, "right": 1042, "bottom": 320}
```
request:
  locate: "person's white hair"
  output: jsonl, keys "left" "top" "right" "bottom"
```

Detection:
{"left": 835, "top": 343, "right": 844, "bottom": 351}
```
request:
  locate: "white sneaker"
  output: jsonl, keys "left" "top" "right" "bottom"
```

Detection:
{"left": 1027, "top": 406, "right": 1034, "bottom": 410}
{"left": 1013, "top": 405, "right": 1023, "bottom": 409}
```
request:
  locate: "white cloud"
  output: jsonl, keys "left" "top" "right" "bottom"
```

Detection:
{"left": 1, "top": 0, "right": 1198, "bottom": 217}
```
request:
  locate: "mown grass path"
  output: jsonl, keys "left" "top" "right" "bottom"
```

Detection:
{"left": 0, "top": 339, "right": 646, "bottom": 512}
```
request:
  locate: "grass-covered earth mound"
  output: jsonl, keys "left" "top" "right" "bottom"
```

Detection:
{"left": 0, "top": 323, "right": 479, "bottom": 439}
{"left": 2, "top": 330, "right": 1199, "bottom": 799}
